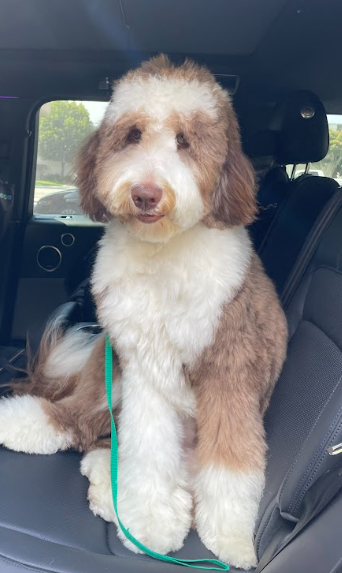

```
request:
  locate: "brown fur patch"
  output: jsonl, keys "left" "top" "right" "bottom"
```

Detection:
{"left": 208, "top": 103, "right": 257, "bottom": 228}
{"left": 44, "top": 335, "right": 122, "bottom": 452}
{"left": 190, "top": 255, "right": 287, "bottom": 471}
{"left": 165, "top": 110, "right": 226, "bottom": 214}
{"left": 76, "top": 129, "right": 112, "bottom": 222}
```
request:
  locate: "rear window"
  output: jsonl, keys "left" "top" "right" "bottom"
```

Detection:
{"left": 287, "top": 114, "right": 342, "bottom": 185}
{"left": 34, "top": 100, "right": 107, "bottom": 216}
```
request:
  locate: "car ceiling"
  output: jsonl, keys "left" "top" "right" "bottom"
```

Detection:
{"left": 1, "top": 0, "right": 342, "bottom": 110}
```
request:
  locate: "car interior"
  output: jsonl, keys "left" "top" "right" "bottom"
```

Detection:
{"left": 1, "top": 0, "right": 342, "bottom": 572}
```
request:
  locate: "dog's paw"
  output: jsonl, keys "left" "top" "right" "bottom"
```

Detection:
{"left": 196, "top": 525, "right": 257, "bottom": 569}
{"left": 117, "top": 483, "right": 193, "bottom": 555}
{"left": 81, "top": 448, "right": 111, "bottom": 485}
{"left": 81, "top": 449, "right": 117, "bottom": 523}
{"left": 88, "top": 481, "right": 116, "bottom": 523}
{"left": 81, "top": 449, "right": 192, "bottom": 554}
{"left": 194, "top": 466, "right": 263, "bottom": 568}
{"left": 0, "top": 395, "right": 72, "bottom": 454}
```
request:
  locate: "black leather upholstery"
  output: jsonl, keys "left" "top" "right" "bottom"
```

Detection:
{"left": 0, "top": 448, "right": 242, "bottom": 573}
{"left": 258, "top": 175, "right": 339, "bottom": 295}
{"left": 256, "top": 202, "right": 342, "bottom": 557}
{"left": 259, "top": 491, "right": 342, "bottom": 573}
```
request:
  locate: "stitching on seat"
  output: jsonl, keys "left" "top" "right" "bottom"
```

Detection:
{"left": 280, "top": 383, "right": 342, "bottom": 509}
{"left": 289, "top": 403, "right": 342, "bottom": 513}
{"left": 0, "top": 552, "right": 55, "bottom": 573}
{"left": 291, "top": 415, "right": 342, "bottom": 514}
{"left": 0, "top": 522, "right": 79, "bottom": 549}
{"left": 0, "top": 535, "right": 144, "bottom": 573}
{"left": 0, "top": 521, "right": 145, "bottom": 563}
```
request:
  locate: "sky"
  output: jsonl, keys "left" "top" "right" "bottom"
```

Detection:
{"left": 328, "top": 114, "right": 342, "bottom": 125}
{"left": 80, "top": 101, "right": 108, "bottom": 126}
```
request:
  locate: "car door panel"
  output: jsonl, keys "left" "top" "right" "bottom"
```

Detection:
{"left": 11, "top": 217, "right": 104, "bottom": 341}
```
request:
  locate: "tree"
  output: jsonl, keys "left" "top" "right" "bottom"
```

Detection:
{"left": 38, "top": 101, "right": 93, "bottom": 180}
{"left": 316, "top": 127, "right": 342, "bottom": 178}
{"left": 325, "top": 128, "right": 342, "bottom": 177}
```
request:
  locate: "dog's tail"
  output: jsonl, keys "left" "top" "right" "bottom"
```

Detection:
{"left": 8, "top": 319, "right": 97, "bottom": 401}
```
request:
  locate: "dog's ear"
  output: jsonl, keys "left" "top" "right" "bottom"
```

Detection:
{"left": 211, "top": 113, "right": 257, "bottom": 227}
{"left": 76, "top": 130, "right": 110, "bottom": 222}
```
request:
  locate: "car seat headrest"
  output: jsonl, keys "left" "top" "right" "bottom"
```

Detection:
{"left": 271, "top": 90, "right": 329, "bottom": 165}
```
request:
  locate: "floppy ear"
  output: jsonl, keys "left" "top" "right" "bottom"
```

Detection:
{"left": 76, "top": 130, "right": 110, "bottom": 222}
{"left": 211, "top": 113, "right": 257, "bottom": 227}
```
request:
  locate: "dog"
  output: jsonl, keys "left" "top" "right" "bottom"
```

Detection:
{"left": 0, "top": 55, "right": 287, "bottom": 569}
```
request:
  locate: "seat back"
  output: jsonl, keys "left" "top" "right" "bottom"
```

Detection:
{"left": 259, "top": 174, "right": 338, "bottom": 296}
{"left": 255, "top": 198, "right": 342, "bottom": 559}
{"left": 249, "top": 91, "right": 337, "bottom": 296}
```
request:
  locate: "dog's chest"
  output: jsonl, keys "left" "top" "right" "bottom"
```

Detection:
{"left": 101, "top": 259, "right": 218, "bottom": 365}
{"left": 93, "top": 223, "right": 250, "bottom": 368}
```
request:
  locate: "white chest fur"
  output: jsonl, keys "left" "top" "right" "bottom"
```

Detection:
{"left": 92, "top": 221, "right": 251, "bottom": 413}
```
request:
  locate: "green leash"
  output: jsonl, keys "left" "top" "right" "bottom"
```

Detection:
{"left": 105, "top": 333, "right": 229, "bottom": 571}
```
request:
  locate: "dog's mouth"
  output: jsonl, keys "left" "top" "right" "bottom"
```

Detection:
{"left": 135, "top": 213, "right": 165, "bottom": 224}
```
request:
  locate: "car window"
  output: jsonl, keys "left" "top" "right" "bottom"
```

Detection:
{"left": 286, "top": 114, "right": 342, "bottom": 185}
{"left": 34, "top": 100, "right": 108, "bottom": 216}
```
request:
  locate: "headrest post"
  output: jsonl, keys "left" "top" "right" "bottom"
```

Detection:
{"left": 304, "top": 163, "right": 310, "bottom": 175}
{"left": 291, "top": 164, "right": 297, "bottom": 180}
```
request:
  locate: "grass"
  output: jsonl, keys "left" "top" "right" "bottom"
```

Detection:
{"left": 35, "top": 180, "right": 63, "bottom": 186}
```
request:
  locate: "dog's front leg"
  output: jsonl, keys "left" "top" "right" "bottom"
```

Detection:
{"left": 84, "top": 370, "right": 192, "bottom": 555}
{"left": 194, "top": 385, "right": 266, "bottom": 569}
{"left": 118, "top": 373, "right": 193, "bottom": 554}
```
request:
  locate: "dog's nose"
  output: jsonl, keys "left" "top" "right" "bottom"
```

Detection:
{"left": 131, "top": 183, "right": 162, "bottom": 210}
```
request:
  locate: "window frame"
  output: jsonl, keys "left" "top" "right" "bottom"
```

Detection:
{"left": 29, "top": 97, "right": 109, "bottom": 221}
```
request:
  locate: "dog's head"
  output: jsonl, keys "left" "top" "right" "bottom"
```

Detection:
{"left": 77, "top": 55, "right": 256, "bottom": 242}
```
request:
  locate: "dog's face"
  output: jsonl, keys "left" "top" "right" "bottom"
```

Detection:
{"left": 77, "top": 55, "right": 256, "bottom": 242}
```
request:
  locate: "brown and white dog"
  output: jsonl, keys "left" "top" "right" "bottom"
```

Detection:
{"left": 0, "top": 56, "right": 287, "bottom": 569}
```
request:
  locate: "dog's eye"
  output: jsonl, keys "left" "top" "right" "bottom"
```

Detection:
{"left": 176, "top": 133, "right": 189, "bottom": 149}
{"left": 127, "top": 128, "right": 142, "bottom": 143}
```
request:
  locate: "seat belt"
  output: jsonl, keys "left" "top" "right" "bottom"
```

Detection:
{"left": 281, "top": 188, "right": 342, "bottom": 308}
{"left": 255, "top": 456, "right": 342, "bottom": 572}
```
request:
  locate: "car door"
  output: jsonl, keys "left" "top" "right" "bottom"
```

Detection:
{"left": 0, "top": 98, "right": 107, "bottom": 344}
